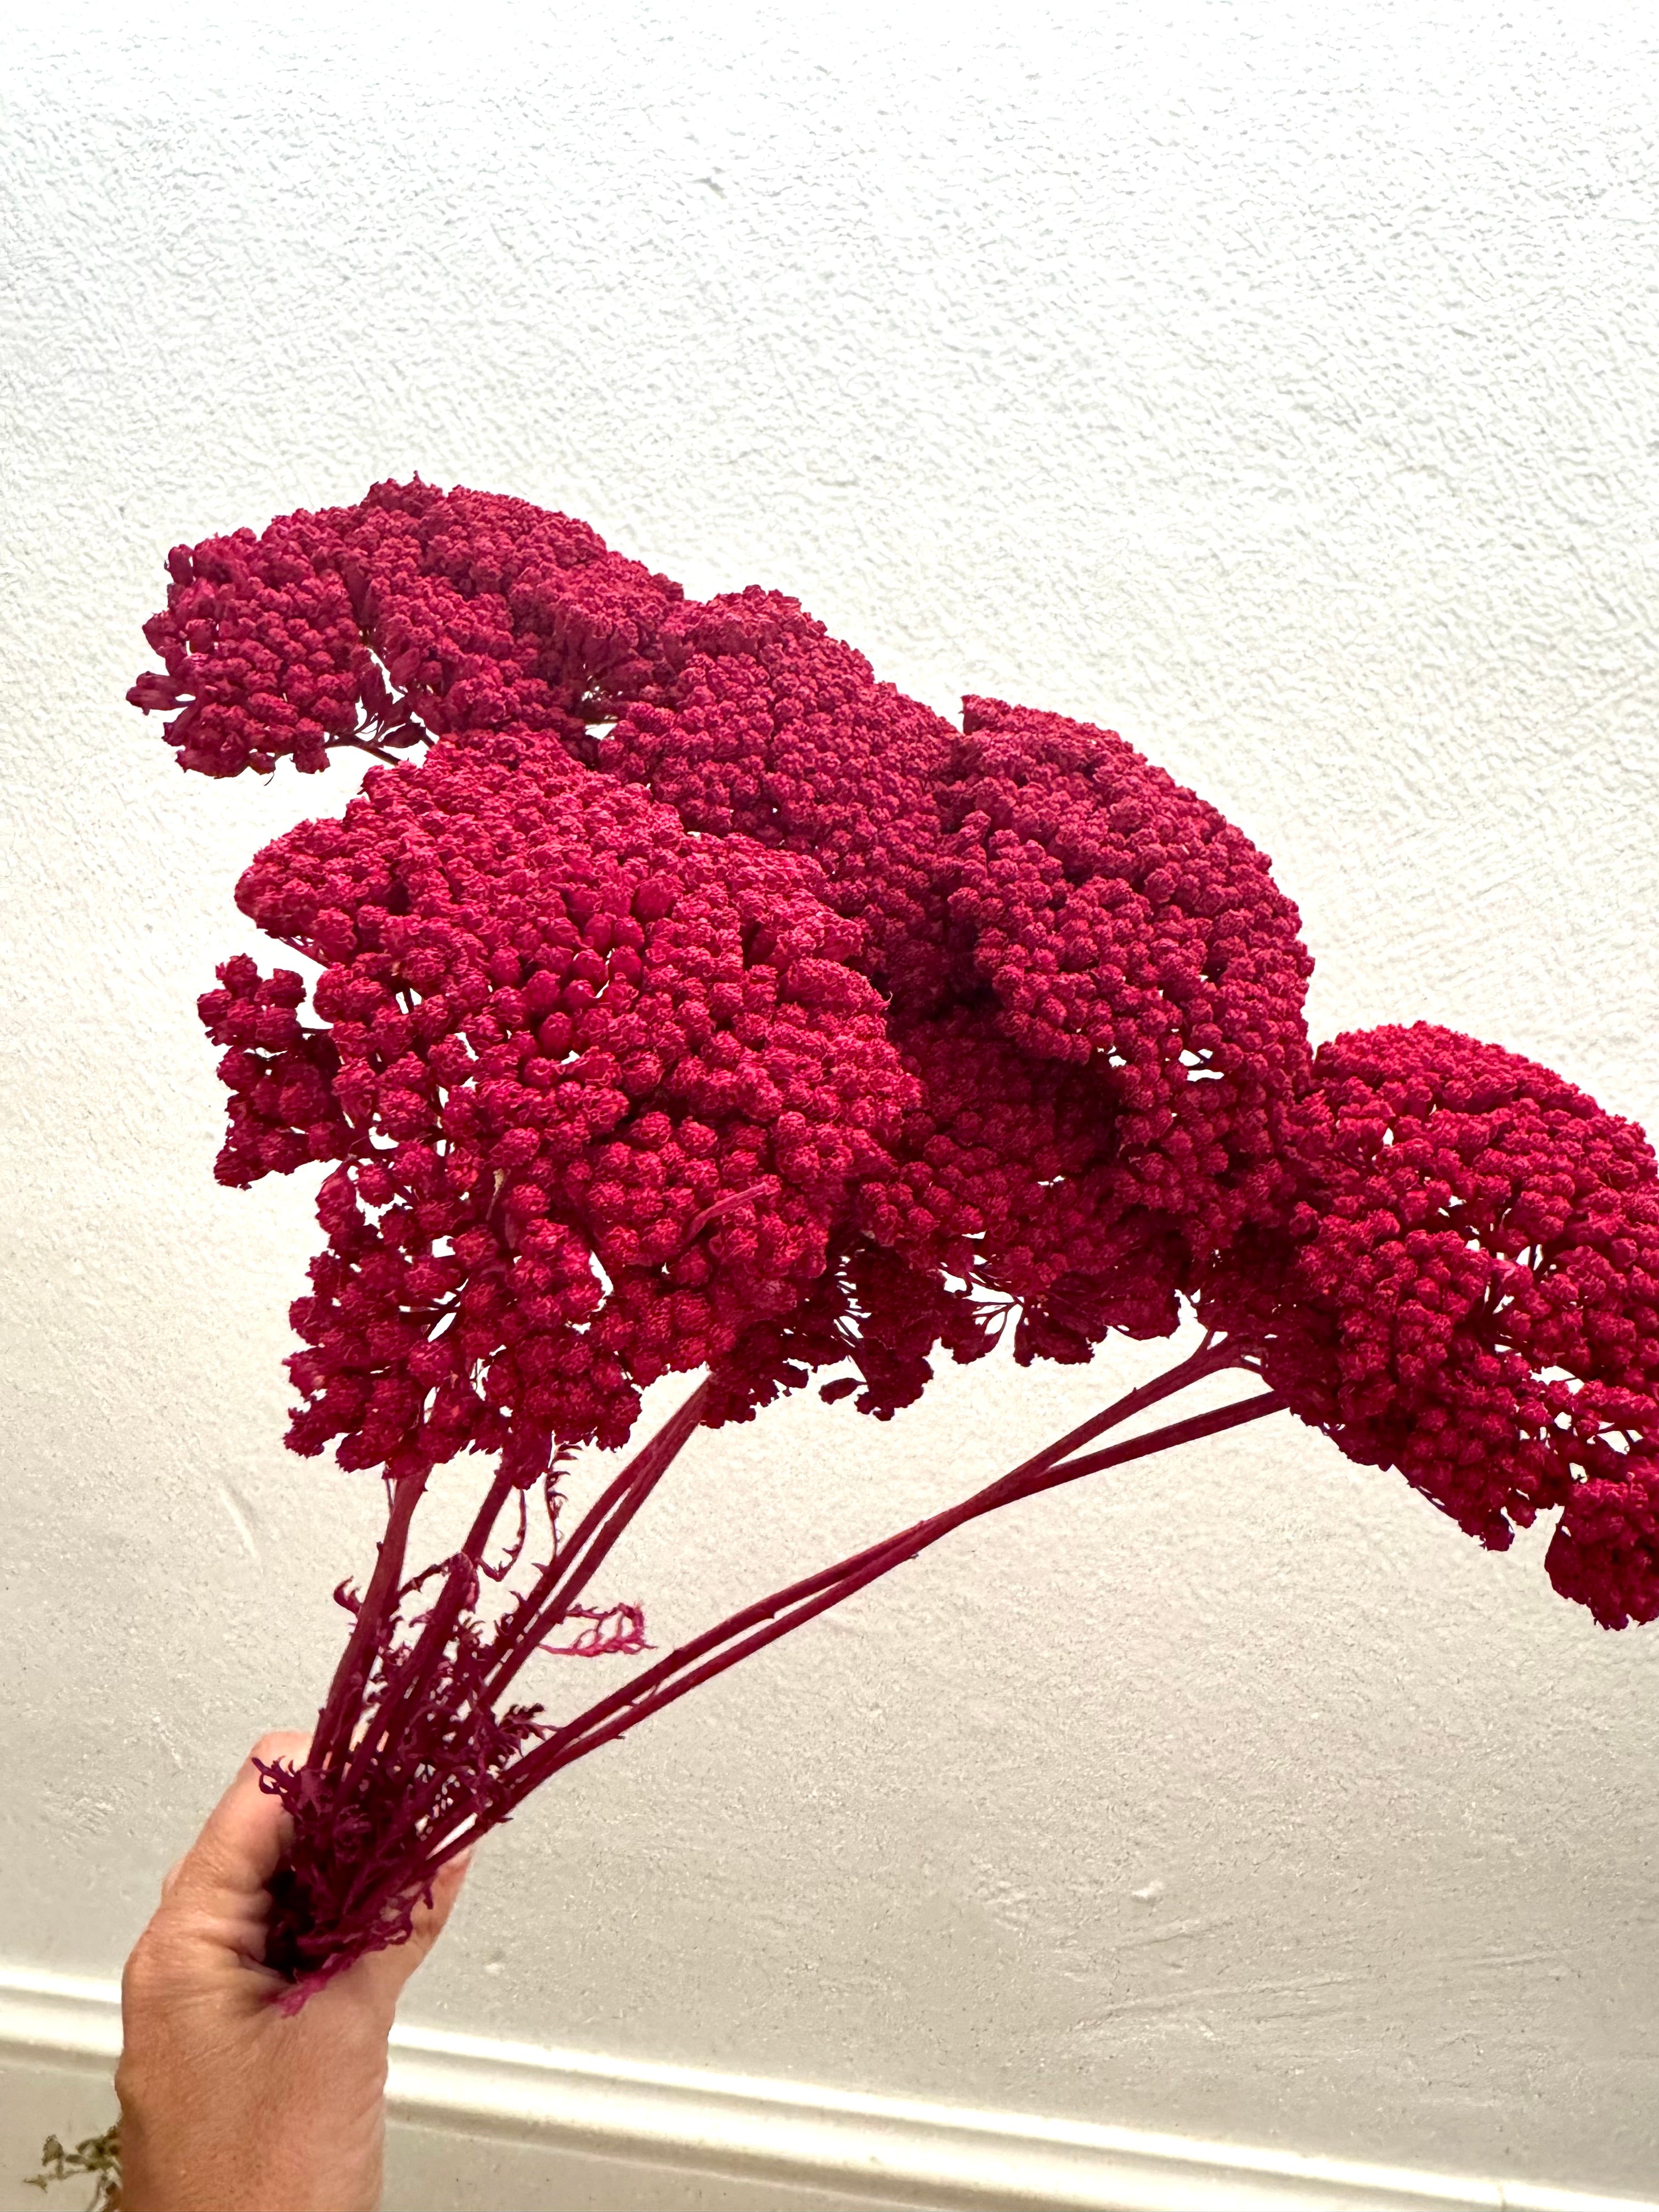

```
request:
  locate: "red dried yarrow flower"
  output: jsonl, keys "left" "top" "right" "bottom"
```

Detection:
{"left": 138, "top": 484, "right": 1323, "bottom": 1404}
{"left": 879, "top": 1005, "right": 1192, "bottom": 1359}
{"left": 1202, "top": 1023, "right": 1659, "bottom": 1626}
{"left": 597, "top": 584, "right": 1317, "bottom": 1368}
{"left": 603, "top": 587, "right": 959, "bottom": 1006}
{"left": 130, "top": 479, "right": 680, "bottom": 778}
{"left": 218, "top": 720, "right": 917, "bottom": 1464}
{"left": 915, "top": 696, "right": 1314, "bottom": 1348}
{"left": 127, "top": 479, "right": 1659, "bottom": 2007}
{"left": 1545, "top": 1461, "right": 1659, "bottom": 1630}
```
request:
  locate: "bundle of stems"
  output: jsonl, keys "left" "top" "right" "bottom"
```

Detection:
{"left": 261, "top": 1333, "right": 1281, "bottom": 1994}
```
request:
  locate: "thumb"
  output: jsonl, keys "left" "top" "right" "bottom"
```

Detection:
{"left": 349, "top": 1849, "right": 473, "bottom": 2015}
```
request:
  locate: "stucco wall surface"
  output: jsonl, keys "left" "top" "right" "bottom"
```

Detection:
{"left": 3, "top": 0, "right": 1658, "bottom": 2194}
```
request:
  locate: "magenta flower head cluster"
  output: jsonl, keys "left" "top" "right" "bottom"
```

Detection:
{"left": 142, "top": 479, "right": 1316, "bottom": 1453}
{"left": 131, "top": 481, "right": 1659, "bottom": 1995}
{"left": 1203, "top": 1024, "right": 1659, "bottom": 1627}
{"left": 212, "top": 736, "right": 913, "bottom": 1464}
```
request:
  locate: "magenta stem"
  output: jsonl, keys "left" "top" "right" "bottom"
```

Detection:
{"left": 332, "top": 1462, "right": 520, "bottom": 1802}
{"left": 307, "top": 1465, "right": 429, "bottom": 1780}
{"left": 454, "top": 1384, "right": 1283, "bottom": 1843}
{"left": 291, "top": 1341, "right": 1280, "bottom": 1951}
{"left": 330, "top": 735, "right": 403, "bottom": 767}
{"left": 476, "top": 1380, "right": 713, "bottom": 1709}
{"left": 347, "top": 1379, "right": 715, "bottom": 1860}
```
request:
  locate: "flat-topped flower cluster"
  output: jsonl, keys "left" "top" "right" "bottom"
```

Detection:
{"left": 127, "top": 478, "right": 1659, "bottom": 2000}
{"left": 136, "top": 480, "right": 1659, "bottom": 1638}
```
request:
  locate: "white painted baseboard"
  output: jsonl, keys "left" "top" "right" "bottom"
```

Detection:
{"left": 1, "top": 1966, "right": 1650, "bottom": 2212}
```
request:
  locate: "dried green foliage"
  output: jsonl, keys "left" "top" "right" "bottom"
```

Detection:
{"left": 24, "top": 2120, "right": 121, "bottom": 2212}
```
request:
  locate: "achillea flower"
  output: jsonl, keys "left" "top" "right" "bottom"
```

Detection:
{"left": 136, "top": 484, "right": 1321, "bottom": 1412}
{"left": 877, "top": 1005, "right": 1191, "bottom": 1358}
{"left": 338, "top": 482, "right": 681, "bottom": 751}
{"left": 1546, "top": 1461, "right": 1659, "bottom": 1630}
{"left": 602, "top": 588, "right": 959, "bottom": 1006}
{"left": 1203, "top": 1022, "right": 1659, "bottom": 1624}
{"left": 219, "top": 720, "right": 917, "bottom": 1466}
{"left": 940, "top": 698, "right": 1312, "bottom": 1238}
{"left": 131, "top": 479, "right": 680, "bottom": 778}
{"left": 199, "top": 957, "right": 352, "bottom": 1183}
{"left": 703, "top": 1239, "right": 998, "bottom": 1425}
{"left": 128, "top": 478, "right": 1659, "bottom": 2004}
{"left": 596, "top": 592, "right": 1317, "bottom": 1367}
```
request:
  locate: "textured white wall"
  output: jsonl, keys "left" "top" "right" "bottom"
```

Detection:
{"left": 4, "top": 0, "right": 1658, "bottom": 2195}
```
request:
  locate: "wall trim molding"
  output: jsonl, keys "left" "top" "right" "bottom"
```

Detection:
{"left": 2, "top": 1965, "right": 1650, "bottom": 2212}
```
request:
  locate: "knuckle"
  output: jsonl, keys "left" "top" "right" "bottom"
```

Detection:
{"left": 248, "top": 1728, "right": 309, "bottom": 1768}
{"left": 120, "top": 1936, "right": 154, "bottom": 2000}
{"left": 120, "top": 1931, "right": 176, "bottom": 2013}
{"left": 113, "top": 2045, "right": 149, "bottom": 2111}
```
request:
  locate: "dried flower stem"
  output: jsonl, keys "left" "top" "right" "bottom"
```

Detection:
{"left": 435, "top": 1378, "right": 1284, "bottom": 1858}
{"left": 314, "top": 1383, "right": 716, "bottom": 1875}
{"left": 476, "top": 1379, "right": 714, "bottom": 1708}
{"left": 292, "top": 1338, "right": 1279, "bottom": 1960}
{"left": 308, "top": 1465, "right": 429, "bottom": 1780}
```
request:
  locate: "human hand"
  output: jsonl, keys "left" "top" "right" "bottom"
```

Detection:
{"left": 116, "top": 1731, "right": 469, "bottom": 2212}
